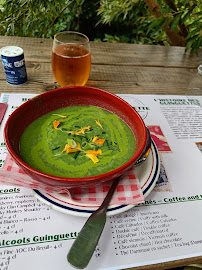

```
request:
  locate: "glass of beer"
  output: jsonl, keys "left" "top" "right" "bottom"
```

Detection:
{"left": 52, "top": 31, "right": 91, "bottom": 87}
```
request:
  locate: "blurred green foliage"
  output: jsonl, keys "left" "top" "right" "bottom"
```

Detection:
{"left": 96, "top": 0, "right": 170, "bottom": 46}
{"left": 97, "top": 0, "right": 202, "bottom": 53}
{"left": 0, "top": 0, "right": 201, "bottom": 53}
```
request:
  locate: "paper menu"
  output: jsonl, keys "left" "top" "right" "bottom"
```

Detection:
{"left": 0, "top": 93, "right": 202, "bottom": 270}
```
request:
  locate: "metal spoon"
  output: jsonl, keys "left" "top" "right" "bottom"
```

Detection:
{"left": 67, "top": 174, "right": 122, "bottom": 269}
{"left": 67, "top": 128, "right": 151, "bottom": 269}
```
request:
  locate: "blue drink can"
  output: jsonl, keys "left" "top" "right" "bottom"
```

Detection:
{"left": 0, "top": 46, "right": 27, "bottom": 85}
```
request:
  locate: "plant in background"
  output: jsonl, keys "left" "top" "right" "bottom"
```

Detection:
{"left": 0, "top": 0, "right": 201, "bottom": 53}
{"left": 0, "top": 0, "right": 83, "bottom": 38}
{"left": 97, "top": 0, "right": 202, "bottom": 53}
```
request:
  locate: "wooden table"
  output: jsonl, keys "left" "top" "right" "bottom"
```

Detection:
{"left": 0, "top": 35, "right": 201, "bottom": 95}
{"left": 0, "top": 36, "right": 202, "bottom": 270}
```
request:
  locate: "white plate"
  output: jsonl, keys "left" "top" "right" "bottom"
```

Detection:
{"left": 33, "top": 140, "right": 160, "bottom": 217}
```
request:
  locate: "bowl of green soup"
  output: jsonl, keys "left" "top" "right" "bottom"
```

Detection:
{"left": 4, "top": 86, "right": 147, "bottom": 188}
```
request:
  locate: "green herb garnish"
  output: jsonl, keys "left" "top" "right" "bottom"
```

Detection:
{"left": 74, "top": 151, "right": 81, "bottom": 159}
{"left": 52, "top": 146, "right": 60, "bottom": 151}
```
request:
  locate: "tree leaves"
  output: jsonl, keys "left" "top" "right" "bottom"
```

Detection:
{"left": 0, "top": 0, "right": 201, "bottom": 54}
{"left": 97, "top": 0, "right": 201, "bottom": 54}
{"left": 169, "top": 14, "right": 181, "bottom": 31}
{"left": 146, "top": 17, "right": 169, "bottom": 35}
{"left": 0, "top": 0, "right": 78, "bottom": 38}
{"left": 159, "top": 7, "right": 174, "bottom": 14}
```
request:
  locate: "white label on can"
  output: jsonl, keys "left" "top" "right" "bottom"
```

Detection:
{"left": 2, "top": 59, "right": 12, "bottom": 68}
{"left": 14, "top": 59, "right": 25, "bottom": 67}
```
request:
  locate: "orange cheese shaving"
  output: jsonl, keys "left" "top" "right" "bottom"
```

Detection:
{"left": 95, "top": 120, "right": 103, "bottom": 129}
{"left": 85, "top": 149, "right": 102, "bottom": 164}
{"left": 66, "top": 131, "right": 80, "bottom": 135}
{"left": 53, "top": 120, "right": 62, "bottom": 129}
{"left": 92, "top": 136, "right": 105, "bottom": 145}
{"left": 66, "top": 126, "right": 91, "bottom": 136}
{"left": 62, "top": 143, "right": 81, "bottom": 153}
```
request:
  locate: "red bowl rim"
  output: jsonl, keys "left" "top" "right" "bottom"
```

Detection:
{"left": 4, "top": 86, "right": 147, "bottom": 184}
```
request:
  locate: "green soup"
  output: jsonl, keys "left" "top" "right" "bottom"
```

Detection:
{"left": 20, "top": 106, "right": 136, "bottom": 178}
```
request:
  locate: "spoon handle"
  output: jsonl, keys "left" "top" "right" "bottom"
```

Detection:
{"left": 67, "top": 128, "right": 151, "bottom": 269}
{"left": 96, "top": 175, "right": 121, "bottom": 215}
{"left": 67, "top": 176, "right": 121, "bottom": 269}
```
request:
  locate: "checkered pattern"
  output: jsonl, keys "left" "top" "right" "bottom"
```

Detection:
{"left": 68, "top": 168, "right": 144, "bottom": 205}
{"left": 0, "top": 154, "right": 67, "bottom": 193}
{"left": 0, "top": 154, "right": 144, "bottom": 206}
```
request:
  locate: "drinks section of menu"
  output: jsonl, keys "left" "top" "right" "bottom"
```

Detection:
{"left": 0, "top": 93, "right": 202, "bottom": 270}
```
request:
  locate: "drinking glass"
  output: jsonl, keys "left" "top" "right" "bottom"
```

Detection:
{"left": 52, "top": 31, "right": 91, "bottom": 87}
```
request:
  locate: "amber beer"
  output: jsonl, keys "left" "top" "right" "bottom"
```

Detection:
{"left": 52, "top": 31, "right": 91, "bottom": 87}
{"left": 52, "top": 45, "right": 91, "bottom": 87}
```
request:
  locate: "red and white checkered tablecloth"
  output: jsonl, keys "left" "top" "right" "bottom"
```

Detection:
{"left": 0, "top": 153, "right": 144, "bottom": 206}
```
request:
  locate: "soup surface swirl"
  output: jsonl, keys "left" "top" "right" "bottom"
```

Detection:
{"left": 20, "top": 106, "right": 136, "bottom": 178}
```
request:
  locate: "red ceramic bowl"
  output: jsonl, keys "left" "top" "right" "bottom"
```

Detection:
{"left": 4, "top": 86, "right": 147, "bottom": 189}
